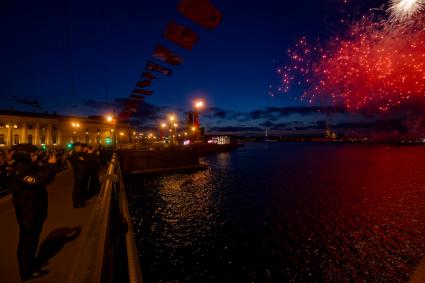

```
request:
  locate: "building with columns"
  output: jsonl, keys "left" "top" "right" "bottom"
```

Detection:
{"left": 0, "top": 110, "right": 136, "bottom": 148}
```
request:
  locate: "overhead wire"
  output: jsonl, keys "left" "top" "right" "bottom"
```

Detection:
{"left": 63, "top": 0, "right": 77, "bottom": 96}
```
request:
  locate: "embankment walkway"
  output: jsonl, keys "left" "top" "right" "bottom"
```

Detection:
{"left": 0, "top": 168, "right": 98, "bottom": 283}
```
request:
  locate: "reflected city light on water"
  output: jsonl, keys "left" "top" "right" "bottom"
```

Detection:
{"left": 127, "top": 143, "right": 425, "bottom": 282}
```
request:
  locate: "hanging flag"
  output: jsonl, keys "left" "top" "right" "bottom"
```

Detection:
{"left": 132, "top": 88, "right": 153, "bottom": 96}
{"left": 177, "top": 0, "right": 222, "bottom": 30}
{"left": 164, "top": 21, "right": 198, "bottom": 51}
{"left": 129, "top": 94, "right": 145, "bottom": 101}
{"left": 142, "top": 72, "right": 157, "bottom": 80}
{"left": 118, "top": 111, "right": 132, "bottom": 120}
{"left": 123, "top": 100, "right": 140, "bottom": 112}
{"left": 136, "top": 80, "right": 151, "bottom": 88}
{"left": 153, "top": 44, "right": 184, "bottom": 65}
{"left": 123, "top": 106, "right": 138, "bottom": 113}
{"left": 145, "top": 61, "right": 173, "bottom": 77}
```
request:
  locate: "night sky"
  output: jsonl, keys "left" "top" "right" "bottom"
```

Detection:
{"left": 1, "top": 0, "right": 404, "bottom": 136}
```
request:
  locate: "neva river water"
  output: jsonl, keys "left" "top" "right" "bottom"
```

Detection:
{"left": 127, "top": 143, "right": 425, "bottom": 282}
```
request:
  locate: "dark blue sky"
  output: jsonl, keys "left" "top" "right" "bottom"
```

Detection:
{"left": 1, "top": 0, "right": 398, "bottom": 136}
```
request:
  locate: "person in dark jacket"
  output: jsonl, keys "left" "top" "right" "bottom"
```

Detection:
{"left": 9, "top": 146, "right": 56, "bottom": 280}
{"left": 68, "top": 143, "right": 90, "bottom": 208}
{"left": 0, "top": 150, "right": 7, "bottom": 193}
{"left": 86, "top": 146, "right": 100, "bottom": 197}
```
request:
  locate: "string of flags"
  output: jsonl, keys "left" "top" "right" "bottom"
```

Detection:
{"left": 118, "top": 0, "right": 222, "bottom": 121}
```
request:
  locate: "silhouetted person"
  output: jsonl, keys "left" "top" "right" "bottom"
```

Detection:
{"left": 87, "top": 146, "right": 100, "bottom": 196}
{"left": 0, "top": 151, "right": 7, "bottom": 193}
{"left": 69, "top": 143, "right": 90, "bottom": 208}
{"left": 8, "top": 145, "right": 56, "bottom": 280}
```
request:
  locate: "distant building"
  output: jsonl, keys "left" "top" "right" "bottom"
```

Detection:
{"left": 208, "top": 136, "right": 231, "bottom": 145}
{"left": 325, "top": 123, "right": 337, "bottom": 140}
{"left": 0, "top": 110, "right": 135, "bottom": 148}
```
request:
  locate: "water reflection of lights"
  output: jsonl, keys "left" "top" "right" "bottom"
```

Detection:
{"left": 130, "top": 167, "right": 222, "bottom": 251}
{"left": 217, "top": 152, "right": 231, "bottom": 167}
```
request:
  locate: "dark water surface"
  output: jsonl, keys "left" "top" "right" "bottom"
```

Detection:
{"left": 126, "top": 143, "right": 425, "bottom": 282}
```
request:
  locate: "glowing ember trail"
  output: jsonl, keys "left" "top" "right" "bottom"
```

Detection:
{"left": 280, "top": 14, "right": 425, "bottom": 112}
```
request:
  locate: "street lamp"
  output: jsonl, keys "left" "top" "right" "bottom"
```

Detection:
{"left": 167, "top": 115, "right": 178, "bottom": 145}
{"left": 105, "top": 114, "right": 117, "bottom": 149}
{"left": 71, "top": 122, "right": 81, "bottom": 143}
{"left": 5, "top": 123, "right": 11, "bottom": 147}
{"left": 173, "top": 123, "right": 179, "bottom": 145}
{"left": 160, "top": 123, "right": 167, "bottom": 139}
{"left": 192, "top": 99, "right": 205, "bottom": 141}
{"left": 194, "top": 100, "right": 204, "bottom": 110}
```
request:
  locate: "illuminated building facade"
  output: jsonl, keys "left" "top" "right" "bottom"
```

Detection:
{"left": 0, "top": 110, "right": 135, "bottom": 148}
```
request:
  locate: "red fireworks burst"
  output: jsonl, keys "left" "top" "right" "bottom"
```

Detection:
{"left": 281, "top": 15, "right": 425, "bottom": 111}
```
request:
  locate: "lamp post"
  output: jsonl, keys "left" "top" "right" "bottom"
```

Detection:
{"left": 193, "top": 99, "right": 205, "bottom": 141}
{"left": 168, "top": 115, "right": 177, "bottom": 145}
{"left": 71, "top": 122, "right": 81, "bottom": 143}
{"left": 5, "top": 123, "right": 14, "bottom": 147}
{"left": 160, "top": 123, "right": 167, "bottom": 139}
{"left": 173, "top": 123, "right": 178, "bottom": 145}
{"left": 105, "top": 115, "right": 117, "bottom": 149}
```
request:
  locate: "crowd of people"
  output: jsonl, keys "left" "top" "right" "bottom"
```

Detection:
{"left": 0, "top": 142, "right": 103, "bottom": 280}
{"left": 0, "top": 148, "right": 68, "bottom": 195}
{"left": 68, "top": 143, "right": 101, "bottom": 208}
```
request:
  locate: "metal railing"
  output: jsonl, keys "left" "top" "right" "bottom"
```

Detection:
{"left": 69, "top": 153, "right": 143, "bottom": 283}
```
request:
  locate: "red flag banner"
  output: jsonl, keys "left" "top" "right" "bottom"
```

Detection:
{"left": 132, "top": 88, "right": 153, "bottom": 96}
{"left": 118, "top": 111, "right": 132, "bottom": 120}
{"left": 129, "top": 94, "right": 145, "bottom": 101}
{"left": 136, "top": 80, "right": 151, "bottom": 88}
{"left": 142, "top": 72, "right": 157, "bottom": 80}
{"left": 164, "top": 21, "right": 198, "bottom": 50}
{"left": 177, "top": 0, "right": 222, "bottom": 30}
{"left": 123, "top": 100, "right": 140, "bottom": 112}
{"left": 122, "top": 106, "right": 138, "bottom": 113}
{"left": 153, "top": 44, "right": 184, "bottom": 65}
{"left": 145, "top": 61, "right": 173, "bottom": 77}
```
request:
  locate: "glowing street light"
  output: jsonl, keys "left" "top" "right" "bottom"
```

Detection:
{"left": 71, "top": 122, "right": 80, "bottom": 128}
{"left": 71, "top": 122, "right": 81, "bottom": 143}
{"left": 160, "top": 123, "right": 168, "bottom": 139}
{"left": 194, "top": 100, "right": 204, "bottom": 110}
{"left": 105, "top": 114, "right": 117, "bottom": 148}
{"left": 192, "top": 99, "right": 205, "bottom": 142}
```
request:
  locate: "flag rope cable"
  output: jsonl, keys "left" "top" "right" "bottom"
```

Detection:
{"left": 27, "top": 1, "right": 37, "bottom": 101}
{"left": 64, "top": 0, "right": 77, "bottom": 96}
{"left": 100, "top": 0, "right": 110, "bottom": 100}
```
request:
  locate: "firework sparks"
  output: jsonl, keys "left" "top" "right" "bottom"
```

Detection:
{"left": 280, "top": 15, "right": 425, "bottom": 112}
{"left": 388, "top": 0, "right": 425, "bottom": 22}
